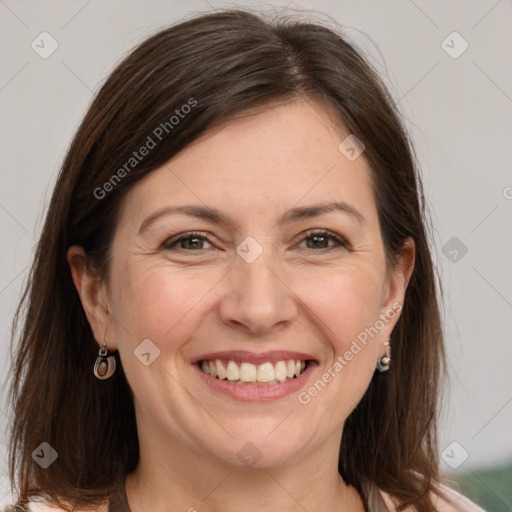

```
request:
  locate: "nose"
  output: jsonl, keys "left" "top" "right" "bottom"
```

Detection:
{"left": 218, "top": 246, "right": 298, "bottom": 336}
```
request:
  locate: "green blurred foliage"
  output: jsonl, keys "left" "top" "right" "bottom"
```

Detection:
{"left": 449, "top": 464, "right": 512, "bottom": 512}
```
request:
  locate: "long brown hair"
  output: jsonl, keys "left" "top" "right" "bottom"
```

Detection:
{"left": 7, "top": 8, "right": 446, "bottom": 511}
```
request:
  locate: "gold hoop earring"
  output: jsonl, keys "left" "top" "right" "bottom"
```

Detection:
{"left": 93, "top": 342, "right": 117, "bottom": 380}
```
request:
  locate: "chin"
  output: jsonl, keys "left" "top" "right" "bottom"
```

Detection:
{"left": 200, "top": 424, "right": 310, "bottom": 469}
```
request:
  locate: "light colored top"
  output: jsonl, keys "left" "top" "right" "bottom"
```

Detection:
{"left": 377, "top": 483, "right": 486, "bottom": 512}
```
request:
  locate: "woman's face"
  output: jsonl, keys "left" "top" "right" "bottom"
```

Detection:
{"left": 72, "top": 98, "right": 413, "bottom": 470}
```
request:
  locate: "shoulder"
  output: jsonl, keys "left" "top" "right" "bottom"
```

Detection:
{"left": 379, "top": 483, "right": 485, "bottom": 512}
{"left": 430, "top": 484, "right": 486, "bottom": 512}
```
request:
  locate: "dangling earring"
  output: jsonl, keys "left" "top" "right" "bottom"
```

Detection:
{"left": 93, "top": 342, "right": 117, "bottom": 380}
{"left": 376, "top": 338, "right": 391, "bottom": 372}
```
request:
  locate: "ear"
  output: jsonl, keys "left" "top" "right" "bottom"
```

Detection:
{"left": 379, "top": 237, "right": 415, "bottom": 339}
{"left": 67, "top": 246, "right": 116, "bottom": 350}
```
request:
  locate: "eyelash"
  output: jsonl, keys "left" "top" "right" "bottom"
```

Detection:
{"left": 162, "top": 229, "right": 348, "bottom": 253}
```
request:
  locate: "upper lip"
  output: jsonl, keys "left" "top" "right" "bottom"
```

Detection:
{"left": 190, "top": 350, "right": 317, "bottom": 365}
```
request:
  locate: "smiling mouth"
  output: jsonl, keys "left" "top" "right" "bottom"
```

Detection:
{"left": 199, "top": 358, "right": 308, "bottom": 385}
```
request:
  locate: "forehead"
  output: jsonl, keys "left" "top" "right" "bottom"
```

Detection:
{"left": 120, "top": 98, "right": 377, "bottom": 231}
{"left": 175, "top": 98, "right": 366, "bottom": 179}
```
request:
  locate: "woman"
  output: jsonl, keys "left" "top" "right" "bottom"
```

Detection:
{"left": 6, "top": 8, "right": 484, "bottom": 512}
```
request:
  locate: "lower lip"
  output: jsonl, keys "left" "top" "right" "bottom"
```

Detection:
{"left": 193, "top": 361, "right": 318, "bottom": 402}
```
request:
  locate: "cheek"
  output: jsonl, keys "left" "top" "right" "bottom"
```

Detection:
{"left": 293, "top": 266, "right": 383, "bottom": 399}
{"left": 108, "top": 261, "right": 221, "bottom": 350}
{"left": 295, "top": 264, "right": 384, "bottom": 342}
{"left": 108, "top": 269, "right": 209, "bottom": 390}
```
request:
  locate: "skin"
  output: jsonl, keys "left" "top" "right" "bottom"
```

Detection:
{"left": 68, "top": 98, "right": 415, "bottom": 512}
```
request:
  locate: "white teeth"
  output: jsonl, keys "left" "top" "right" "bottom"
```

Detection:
{"left": 216, "top": 360, "right": 227, "bottom": 380}
{"left": 226, "top": 361, "right": 240, "bottom": 381}
{"left": 286, "top": 360, "right": 295, "bottom": 378}
{"left": 239, "top": 362, "right": 257, "bottom": 382}
{"left": 257, "top": 362, "right": 275, "bottom": 383}
{"left": 208, "top": 360, "right": 218, "bottom": 378}
{"left": 200, "top": 358, "right": 308, "bottom": 384}
{"left": 274, "top": 360, "right": 287, "bottom": 382}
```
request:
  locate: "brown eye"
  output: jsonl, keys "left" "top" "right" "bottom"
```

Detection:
{"left": 298, "top": 230, "right": 348, "bottom": 251}
{"left": 163, "top": 232, "right": 213, "bottom": 251}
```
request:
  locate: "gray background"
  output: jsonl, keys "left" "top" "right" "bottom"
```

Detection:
{"left": 1, "top": 0, "right": 511, "bottom": 507}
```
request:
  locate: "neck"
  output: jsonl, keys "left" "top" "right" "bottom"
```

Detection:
{"left": 124, "top": 425, "right": 364, "bottom": 512}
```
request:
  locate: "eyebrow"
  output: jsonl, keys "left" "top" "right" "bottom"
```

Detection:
{"left": 138, "top": 201, "right": 366, "bottom": 234}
